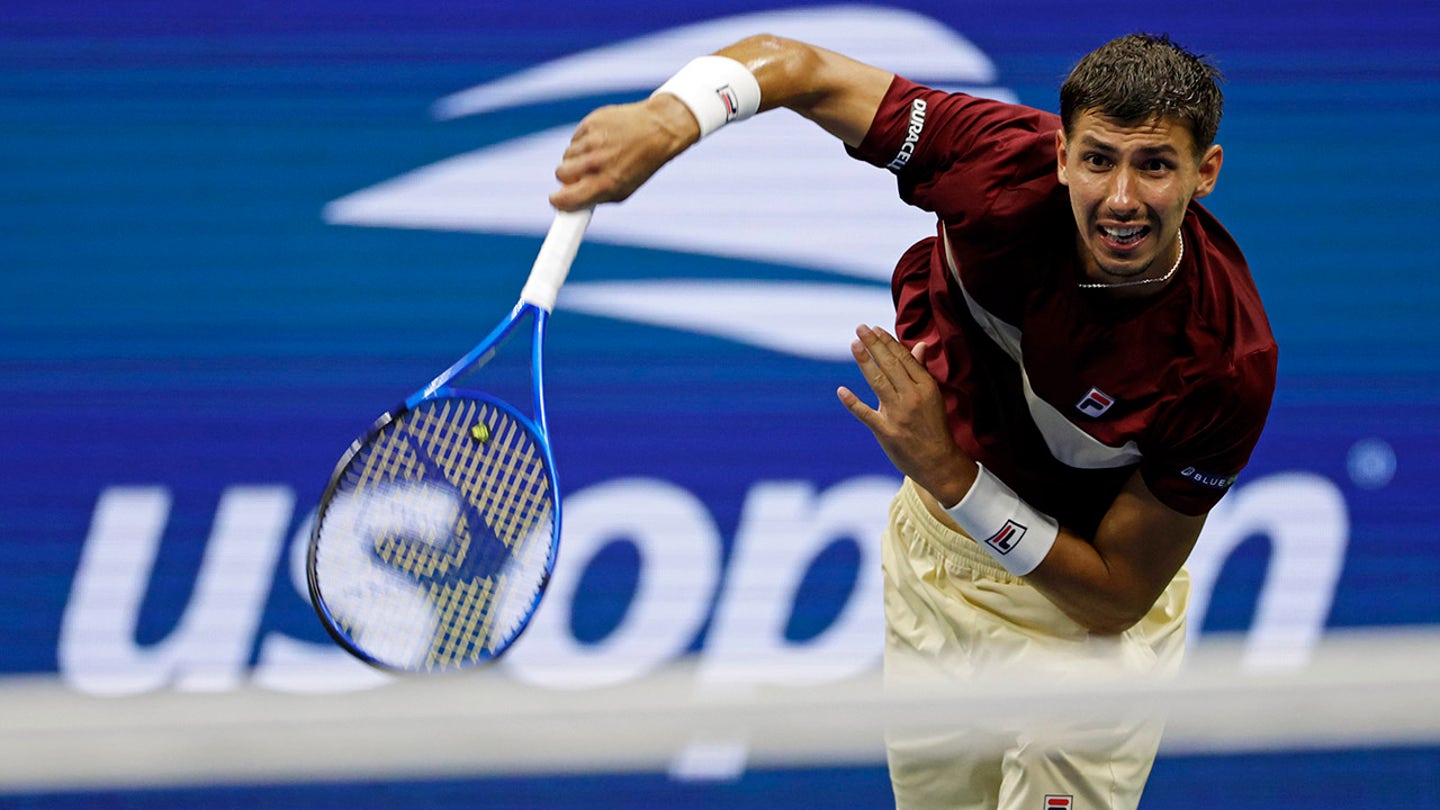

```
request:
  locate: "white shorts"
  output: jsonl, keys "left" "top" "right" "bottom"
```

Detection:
{"left": 882, "top": 478, "right": 1190, "bottom": 810}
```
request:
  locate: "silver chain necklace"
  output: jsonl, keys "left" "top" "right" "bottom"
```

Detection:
{"left": 1077, "top": 232, "right": 1184, "bottom": 290}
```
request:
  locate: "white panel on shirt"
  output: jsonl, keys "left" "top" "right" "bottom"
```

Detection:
{"left": 941, "top": 231, "right": 1142, "bottom": 471}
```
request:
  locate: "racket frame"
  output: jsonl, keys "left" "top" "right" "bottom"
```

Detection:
{"left": 306, "top": 209, "right": 591, "bottom": 672}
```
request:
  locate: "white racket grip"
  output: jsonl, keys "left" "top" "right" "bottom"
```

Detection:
{"left": 520, "top": 207, "right": 594, "bottom": 312}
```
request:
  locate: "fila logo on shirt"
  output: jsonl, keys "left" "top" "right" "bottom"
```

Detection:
{"left": 1075, "top": 386, "right": 1115, "bottom": 417}
{"left": 984, "top": 519, "right": 1027, "bottom": 555}
{"left": 1044, "top": 796, "right": 1074, "bottom": 809}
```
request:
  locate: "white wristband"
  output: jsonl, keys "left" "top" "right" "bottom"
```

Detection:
{"left": 651, "top": 56, "right": 762, "bottom": 139}
{"left": 944, "top": 464, "right": 1059, "bottom": 577}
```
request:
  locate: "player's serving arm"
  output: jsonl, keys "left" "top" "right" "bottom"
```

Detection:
{"left": 551, "top": 32, "right": 1277, "bottom": 810}
{"left": 550, "top": 36, "right": 889, "bottom": 205}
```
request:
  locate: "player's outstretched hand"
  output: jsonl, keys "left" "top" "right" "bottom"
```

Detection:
{"left": 837, "top": 325, "right": 975, "bottom": 506}
{"left": 550, "top": 95, "right": 701, "bottom": 211}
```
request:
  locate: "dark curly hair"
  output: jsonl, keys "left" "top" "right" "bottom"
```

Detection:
{"left": 1060, "top": 33, "right": 1225, "bottom": 154}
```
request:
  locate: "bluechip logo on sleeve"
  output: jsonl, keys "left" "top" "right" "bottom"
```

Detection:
{"left": 1180, "top": 466, "right": 1238, "bottom": 490}
{"left": 886, "top": 98, "right": 929, "bottom": 172}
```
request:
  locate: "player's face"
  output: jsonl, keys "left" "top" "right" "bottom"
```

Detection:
{"left": 1057, "top": 111, "right": 1223, "bottom": 284}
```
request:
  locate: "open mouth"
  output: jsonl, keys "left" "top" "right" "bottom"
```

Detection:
{"left": 1100, "top": 224, "right": 1150, "bottom": 248}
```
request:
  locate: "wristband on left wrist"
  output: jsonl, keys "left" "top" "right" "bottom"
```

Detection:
{"left": 942, "top": 463, "right": 1059, "bottom": 577}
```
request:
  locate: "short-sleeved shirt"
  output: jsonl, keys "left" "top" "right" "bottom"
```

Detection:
{"left": 847, "top": 76, "right": 1277, "bottom": 537}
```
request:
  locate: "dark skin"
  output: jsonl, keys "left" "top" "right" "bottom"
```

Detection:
{"left": 552, "top": 35, "right": 1215, "bottom": 635}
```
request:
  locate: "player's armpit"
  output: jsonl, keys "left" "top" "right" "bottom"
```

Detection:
{"left": 1026, "top": 469, "right": 1207, "bottom": 635}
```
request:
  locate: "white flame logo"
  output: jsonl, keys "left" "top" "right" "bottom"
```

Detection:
{"left": 324, "top": 6, "right": 1015, "bottom": 361}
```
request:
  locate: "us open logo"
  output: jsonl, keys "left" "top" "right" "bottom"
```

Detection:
{"left": 984, "top": 519, "right": 1027, "bottom": 555}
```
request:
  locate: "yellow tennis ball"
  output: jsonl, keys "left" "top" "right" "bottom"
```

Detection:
{"left": 470, "top": 423, "right": 491, "bottom": 443}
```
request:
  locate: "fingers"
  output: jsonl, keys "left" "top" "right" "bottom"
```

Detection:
{"left": 849, "top": 332, "right": 893, "bottom": 398}
{"left": 549, "top": 174, "right": 610, "bottom": 211}
{"left": 836, "top": 385, "right": 883, "bottom": 432}
{"left": 549, "top": 98, "right": 697, "bottom": 212}
{"left": 549, "top": 120, "right": 620, "bottom": 211}
{"left": 854, "top": 324, "right": 930, "bottom": 388}
{"left": 843, "top": 324, "right": 938, "bottom": 430}
{"left": 911, "top": 340, "right": 929, "bottom": 365}
{"left": 835, "top": 384, "right": 864, "bottom": 413}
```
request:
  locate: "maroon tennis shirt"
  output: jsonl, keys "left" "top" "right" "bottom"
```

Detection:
{"left": 847, "top": 76, "right": 1277, "bottom": 537}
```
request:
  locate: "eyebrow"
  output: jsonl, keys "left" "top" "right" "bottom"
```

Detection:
{"left": 1077, "top": 134, "right": 1180, "bottom": 157}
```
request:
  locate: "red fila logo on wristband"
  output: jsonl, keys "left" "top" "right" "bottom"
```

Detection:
{"left": 984, "top": 519, "right": 1027, "bottom": 555}
{"left": 717, "top": 85, "right": 741, "bottom": 121}
{"left": 1044, "top": 795, "right": 1073, "bottom": 809}
{"left": 1075, "top": 386, "right": 1115, "bottom": 417}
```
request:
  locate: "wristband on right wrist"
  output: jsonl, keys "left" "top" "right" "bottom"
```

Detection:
{"left": 942, "top": 463, "right": 1059, "bottom": 577}
{"left": 651, "top": 55, "right": 762, "bottom": 139}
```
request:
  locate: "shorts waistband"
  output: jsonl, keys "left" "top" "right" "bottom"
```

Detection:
{"left": 895, "top": 477, "right": 1021, "bottom": 584}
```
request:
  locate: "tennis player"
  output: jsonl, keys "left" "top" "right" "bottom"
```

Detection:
{"left": 551, "top": 32, "right": 1277, "bottom": 810}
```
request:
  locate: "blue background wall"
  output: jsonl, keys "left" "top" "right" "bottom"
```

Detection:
{"left": 2, "top": 0, "right": 1438, "bottom": 806}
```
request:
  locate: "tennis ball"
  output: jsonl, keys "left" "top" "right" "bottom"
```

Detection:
{"left": 470, "top": 423, "right": 491, "bottom": 443}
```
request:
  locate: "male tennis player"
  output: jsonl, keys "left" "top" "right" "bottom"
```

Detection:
{"left": 551, "top": 32, "right": 1276, "bottom": 810}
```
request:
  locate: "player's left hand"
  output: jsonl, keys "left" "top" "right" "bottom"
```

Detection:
{"left": 837, "top": 324, "right": 976, "bottom": 506}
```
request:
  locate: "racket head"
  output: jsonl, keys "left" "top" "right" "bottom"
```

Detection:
{"left": 307, "top": 391, "right": 559, "bottom": 673}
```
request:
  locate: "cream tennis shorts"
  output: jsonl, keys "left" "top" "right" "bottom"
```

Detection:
{"left": 882, "top": 478, "right": 1190, "bottom": 810}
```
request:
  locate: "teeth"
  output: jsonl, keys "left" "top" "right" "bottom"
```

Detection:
{"left": 1103, "top": 225, "right": 1145, "bottom": 243}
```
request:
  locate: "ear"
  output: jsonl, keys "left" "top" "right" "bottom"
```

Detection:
{"left": 1055, "top": 129, "right": 1071, "bottom": 186}
{"left": 1192, "top": 143, "right": 1223, "bottom": 199}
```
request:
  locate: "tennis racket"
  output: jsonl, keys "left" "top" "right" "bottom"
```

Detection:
{"left": 307, "top": 207, "right": 593, "bottom": 673}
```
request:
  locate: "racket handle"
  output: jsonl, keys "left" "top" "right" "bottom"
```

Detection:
{"left": 520, "top": 207, "right": 594, "bottom": 312}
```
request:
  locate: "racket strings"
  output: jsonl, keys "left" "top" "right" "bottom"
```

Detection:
{"left": 346, "top": 405, "right": 468, "bottom": 581}
{"left": 315, "top": 396, "right": 556, "bottom": 670}
{"left": 421, "top": 403, "right": 551, "bottom": 665}
{"left": 427, "top": 573, "right": 501, "bottom": 667}
{"left": 373, "top": 399, "right": 478, "bottom": 579}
